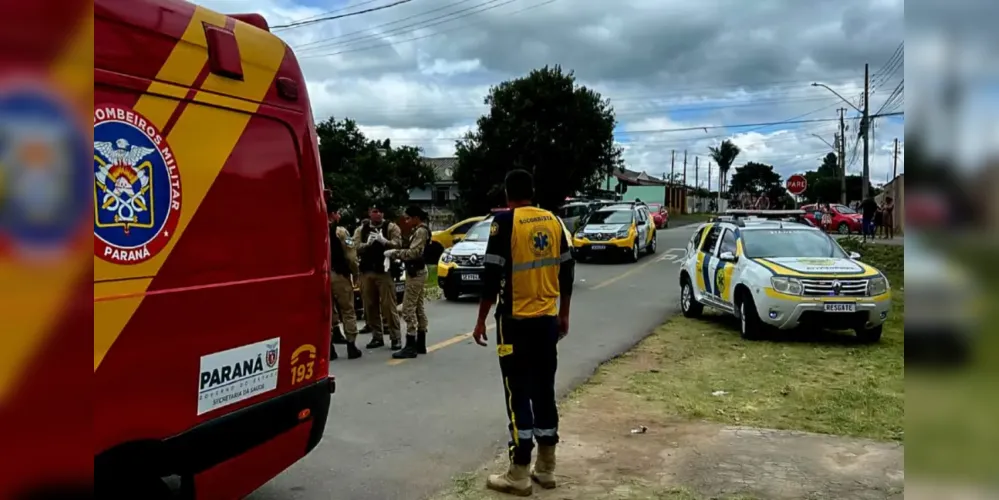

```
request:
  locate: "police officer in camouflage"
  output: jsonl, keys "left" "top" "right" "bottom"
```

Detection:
{"left": 353, "top": 205, "right": 404, "bottom": 350}
{"left": 328, "top": 203, "right": 362, "bottom": 360}
{"left": 387, "top": 205, "right": 432, "bottom": 359}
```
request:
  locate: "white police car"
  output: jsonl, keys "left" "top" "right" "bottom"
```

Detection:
{"left": 679, "top": 210, "right": 892, "bottom": 341}
{"left": 437, "top": 211, "right": 573, "bottom": 301}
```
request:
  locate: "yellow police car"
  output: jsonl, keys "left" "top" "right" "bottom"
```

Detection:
{"left": 438, "top": 211, "right": 573, "bottom": 300}
{"left": 571, "top": 202, "right": 656, "bottom": 262}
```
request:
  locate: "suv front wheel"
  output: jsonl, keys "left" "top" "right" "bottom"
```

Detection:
{"left": 737, "top": 292, "right": 765, "bottom": 340}
{"left": 680, "top": 276, "right": 703, "bottom": 318}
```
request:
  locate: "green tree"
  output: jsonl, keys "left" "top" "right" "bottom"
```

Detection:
{"left": 708, "top": 139, "right": 741, "bottom": 193}
{"left": 316, "top": 117, "right": 436, "bottom": 225}
{"left": 453, "top": 65, "right": 623, "bottom": 215}
{"left": 728, "top": 162, "right": 790, "bottom": 207}
{"left": 802, "top": 153, "right": 878, "bottom": 204}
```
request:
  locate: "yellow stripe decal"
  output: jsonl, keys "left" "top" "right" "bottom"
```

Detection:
{"left": 94, "top": 9, "right": 287, "bottom": 371}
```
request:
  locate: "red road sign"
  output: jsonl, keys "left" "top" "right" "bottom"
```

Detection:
{"left": 786, "top": 174, "right": 807, "bottom": 195}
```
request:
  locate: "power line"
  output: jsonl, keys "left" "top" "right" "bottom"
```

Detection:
{"left": 295, "top": 0, "right": 495, "bottom": 52}
{"left": 384, "top": 112, "right": 904, "bottom": 142}
{"left": 876, "top": 80, "right": 904, "bottom": 115}
{"left": 300, "top": 0, "right": 557, "bottom": 58}
{"left": 272, "top": 0, "right": 414, "bottom": 30}
{"left": 280, "top": 0, "right": 386, "bottom": 26}
{"left": 871, "top": 43, "right": 903, "bottom": 92}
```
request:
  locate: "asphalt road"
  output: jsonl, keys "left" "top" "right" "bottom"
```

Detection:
{"left": 248, "top": 225, "right": 699, "bottom": 500}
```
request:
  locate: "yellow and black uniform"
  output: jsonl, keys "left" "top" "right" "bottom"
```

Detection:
{"left": 482, "top": 206, "right": 574, "bottom": 466}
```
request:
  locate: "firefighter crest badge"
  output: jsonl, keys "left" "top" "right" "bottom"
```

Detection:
{"left": 265, "top": 342, "right": 279, "bottom": 368}
{"left": 93, "top": 104, "right": 183, "bottom": 264}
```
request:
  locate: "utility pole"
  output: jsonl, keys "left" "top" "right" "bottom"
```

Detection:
{"left": 892, "top": 138, "right": 899, "bottom": 180}
{"left": 682, "top": 150, "right": 688, "bottom": 214}
{"left": 707, "top": 162, "right": 712, "bottom": 194}
{"left": 861, "top": 63, "right": 870, "bottom": 200}
{"left": 670, "top": 150, "right": 676, "bottom": 212}
{"left": 838, "top": 108, "right": 847, "bottom": 204}
{"left": 694, "top": 156, "right": 699, "bottom": 191}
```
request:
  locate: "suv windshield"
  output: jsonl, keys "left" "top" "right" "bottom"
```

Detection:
{"left": 585, "top": 210, "right": 632, "bottom": 225}
{"left": 462, "top": 221, "right": 492, "bottom": 242}
{"left": 741, "top": 229, "right": 846, "bottom": 259}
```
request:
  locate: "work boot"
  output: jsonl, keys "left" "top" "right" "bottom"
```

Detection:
{"left": 416, "top": 330, "right": 427, "bottom": 355}
{"left": 531, "top": 445, "right": 557, "bottom": 489}
{"left": 365, "top": 338, "right": 385, "bottom": 349}
{"left": 331, "top": 325, "right": 347, "bottom": 344}
{"left": 486, "top": 463, "right": 532, "bottom": 497}
{"left": 392, "top": 335, "right": 419, "bottom": 359}
{"left": 346, "top": 342, "right": 363, "bottom": 359}
{"left": 330, "top": 345, "right": 338, "bottom": 361}
{"left": 390, "top": 338, "right": 403, "bottom": 351}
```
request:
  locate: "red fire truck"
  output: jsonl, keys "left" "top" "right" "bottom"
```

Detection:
{"left": 94, "top": 0, "right": 335, "bottom": 497}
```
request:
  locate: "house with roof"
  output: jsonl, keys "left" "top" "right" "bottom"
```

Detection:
{"left": 410, "top": 157, "right": 459, "bottom": 208}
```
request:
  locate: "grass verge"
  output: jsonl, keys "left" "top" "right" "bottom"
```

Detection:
{"left": 614, "top": 239, "right": 904, "bottom": 440}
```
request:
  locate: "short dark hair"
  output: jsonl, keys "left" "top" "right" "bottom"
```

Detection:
{"left": 504, "top": 169, "right": 534, "bottom": 202}
{"left": 405, "top": 205, "right": 427, "bottom": 220}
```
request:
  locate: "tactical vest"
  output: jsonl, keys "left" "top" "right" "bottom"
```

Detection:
{"left": 358, "top": 222, "right": 389, "bottom": 274}
{"left": 329, "top": 224, "right": 351, "bottom": 277}
{"left": 403, "top": 224, "right": 431, "bottom": 275}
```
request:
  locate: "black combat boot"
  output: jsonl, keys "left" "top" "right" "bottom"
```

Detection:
{"left": 346, "top": 342, "right": 363, "bottom": 359}
{"left": 365, "top": 338, "right": 385, "bottom": 349}
{"left": 416, "top": 330, "right": 428, "bottom": 355}
{"left": 392, "top": 335, "right": 419, "bottom": 359}
{"left": 330, "top": 344, "right": 338, "bottom": 360}
{"left": 331, "top": 325, "right": 347, "bottom": 344}
{"left": 390, "top": 338, "right": 403, "bottom": 351}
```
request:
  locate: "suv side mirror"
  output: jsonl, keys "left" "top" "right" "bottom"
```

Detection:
{"left": 849, "top": 251, "right": 861, "bottom": 260}
{"left": 719, "top": 251, "right": 737, "bottom": 262}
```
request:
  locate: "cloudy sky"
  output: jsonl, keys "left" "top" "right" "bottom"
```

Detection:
{"left": 202, "top": 0, "right": 906, "bottom": 187}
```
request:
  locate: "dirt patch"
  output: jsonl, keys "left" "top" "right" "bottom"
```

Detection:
{"left": 433, "top": 387, "right": 903, "bottom": 500}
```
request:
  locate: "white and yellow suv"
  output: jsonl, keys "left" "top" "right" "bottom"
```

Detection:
{"left": 678, "top": 210, "right": 892, "bottom": 342}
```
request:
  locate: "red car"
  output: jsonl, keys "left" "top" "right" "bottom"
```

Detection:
{"left": 801, "top": 203, "right": 864, "bottom": 234}
{"left": 647, "top": 203, "right": 669, "bottom": 228}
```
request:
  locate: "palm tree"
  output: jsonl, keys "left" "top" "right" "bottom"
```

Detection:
{"left": 708, "top": 139, "right": 741, "bottom": 212}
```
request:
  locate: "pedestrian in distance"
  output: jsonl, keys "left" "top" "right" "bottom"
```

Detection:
{"left": 873, "top": 200, "right": 885, "bottom": 238}
{"left": 354, "top": 205, "right": 404, "bottom": 350}
{"left": 860, "top": 195, "right": 878, "bottom": 242}
{"left": 882, "top": 196, "right": 895, "bottom": 240}
{"left": 328, "top": 204, "right": 363, "bottom": 360}
{"left": 472, "top": 169, "right": 575, "bottom": 496}
{"left": 387, "top": 205, "right": 433, "bottom": 359}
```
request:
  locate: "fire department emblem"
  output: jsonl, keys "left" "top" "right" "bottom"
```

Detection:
{"left": 93, "top": 104, "right": 182, "bottom": 264}
{"left": 265, "top": 342, "right": 279, "bottom": 368}
{"left": 0, "top": 79, "right": 89, "bottom": 259}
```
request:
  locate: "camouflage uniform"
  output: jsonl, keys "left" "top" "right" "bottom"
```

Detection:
{"left": 354, "top": 221, "right": 403, "bottom": 349}
{"left": 330, "top": 224, "right": 362, "bottom": 359}
{"left": 392, "top": 224, "right": 431, "bottom": 359}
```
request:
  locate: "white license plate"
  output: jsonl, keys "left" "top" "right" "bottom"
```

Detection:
{"left": 395, "top": 283, "right": 405, "bottom": 293}
{"left": 461, "top": 274, "right": 480, "bottom": 281}
{"left": 591, "top": 245, "right": 607, "bottom": 250}
{"left": 824, "top": 302, "right": 856, "bottom": 313}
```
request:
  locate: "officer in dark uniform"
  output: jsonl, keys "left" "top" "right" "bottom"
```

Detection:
{"left": 472, "top": 169, "right": 575, "bottom": 496}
